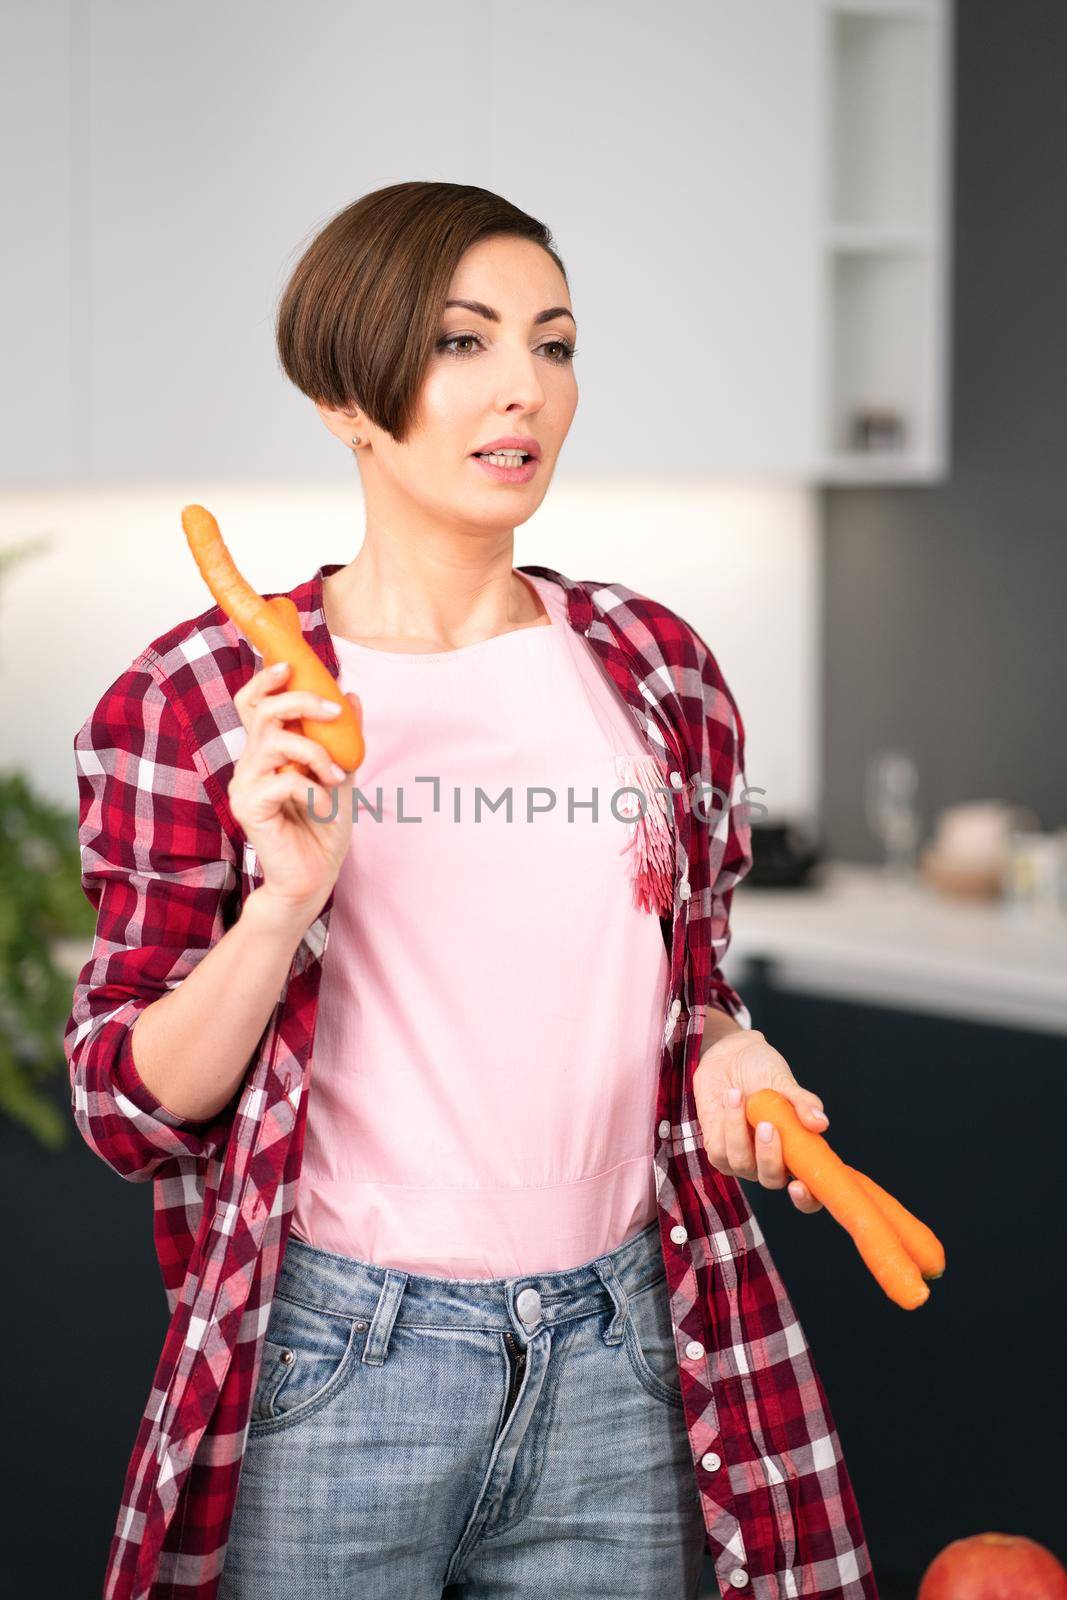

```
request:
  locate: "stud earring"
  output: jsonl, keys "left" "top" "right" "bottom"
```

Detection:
{"left": 350, "top": 434, "right": 362, "bottom": 448}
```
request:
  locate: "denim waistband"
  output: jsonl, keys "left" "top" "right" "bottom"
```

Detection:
{"left": 275, "top": 1216, "right": 666, "bottom": 1342}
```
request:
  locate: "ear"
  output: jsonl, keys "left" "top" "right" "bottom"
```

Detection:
{"left": 314, "top": 401, "right": 362, "bottom": 443}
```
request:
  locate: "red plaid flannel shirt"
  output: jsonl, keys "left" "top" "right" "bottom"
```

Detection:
{"left": 64, "top": 561, "right": 878, "bottom": 1599}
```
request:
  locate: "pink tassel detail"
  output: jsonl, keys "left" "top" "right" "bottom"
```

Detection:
{"left": 613, "top": 753, "right": 676, "bottom": 916}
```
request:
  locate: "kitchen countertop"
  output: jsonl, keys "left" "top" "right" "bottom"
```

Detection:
{"left": 723, "top": 860, "right": 1067, "bottom": 1035}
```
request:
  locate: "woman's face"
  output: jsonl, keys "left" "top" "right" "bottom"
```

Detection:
{"left": 320, "top": 233, "right": 579, "bottom": 537}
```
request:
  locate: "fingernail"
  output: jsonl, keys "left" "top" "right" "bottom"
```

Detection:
{"left": 330, "top": 762, "right": 345, "bottom": 780}
{"left": 728, "top": 1087, "right": 742, "bottom": 1108}
{"left": 269, "top": 661, "right": 287, "bottom": 673}
{"left": 758, "top": 1122, "right": 773, "bottom": 1142}
{"left": 812, "top": 1109, "right": 828, "bottom": 1124}
{"left": 318, "top": 700, "right": 342, "bottom": 716}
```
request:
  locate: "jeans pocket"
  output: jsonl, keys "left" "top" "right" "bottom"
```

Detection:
{"left": 247, "top": 1291, "right": 368, "bottom": 1438}
{"left": 622, "top": 1270, "right": 685, "bottom": 1409}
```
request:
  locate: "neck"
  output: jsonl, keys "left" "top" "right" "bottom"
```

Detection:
{"left": 321, "top": 526, "right": 549, "bottom": 651}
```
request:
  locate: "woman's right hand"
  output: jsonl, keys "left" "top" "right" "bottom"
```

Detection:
{"left": 227, "top": 659, "right": 361, "bottom": 931}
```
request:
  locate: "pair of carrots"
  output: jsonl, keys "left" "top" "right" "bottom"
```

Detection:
{"left": 181, "top": 504, "right": 364, "bottom": 775}
{"left": 745, "top": 1089, "right": 945, "bottom": 1310}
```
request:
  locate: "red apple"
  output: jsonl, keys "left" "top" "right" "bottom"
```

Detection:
{"left": 918, "top": 1532, "right": 1067, "bottom": 1600}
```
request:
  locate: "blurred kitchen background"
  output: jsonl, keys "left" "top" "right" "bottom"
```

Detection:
{"left": 2, "top": 2, "right": 1064, "bottom": 1596}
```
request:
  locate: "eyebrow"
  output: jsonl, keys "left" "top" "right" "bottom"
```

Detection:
{"left": 444, "top": 298, "right": 577, "bottom": 330}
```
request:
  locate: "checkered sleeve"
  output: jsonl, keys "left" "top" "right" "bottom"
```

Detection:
{"left": 63, "top": 658, "right": 241, "bottom": 1182}
{"left": 693, "top": 627, "right": 755, "bottom": 1030}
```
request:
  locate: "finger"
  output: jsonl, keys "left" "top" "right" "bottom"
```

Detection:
{"left": 778, "top": 1083, "right": 830, "bottom": 1133}
{"left": 788, "top": 1180, "right": 824, "bottom": 1214}
{"left": 701, "top": 1106, "right": 729, "bottom": 1173}
{"left": 753, "top": 1117, "right": 788, "bottom": 1189}
{"left": 258, "top": 768, "right": 341, "bottom": 823}
{"left": 771, "top": 1075, "right": 831, "bottom": 1139}
{"left": 234, "top": 660, "right": 290, "bottom": 720}
{"left": 236, "top": 675, "right": 305, "bottom": 734}
{"left": 250, "top": 727, "right": 349, "bottom": 788}
{"left": 695, "top": 1077, "right": 731, "bottom": 1173}
{"left": 252, "top": 689, "right": 345, "bottom": 738}
{"left": 723, "top": 1089, "right": 758, "bottom": 1180}
{"left": 236, "top": 660, "right": 289, "bottom": 699}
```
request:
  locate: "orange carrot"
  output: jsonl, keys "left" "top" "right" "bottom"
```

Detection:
{"left": 745, "top": 1088, "right": 934, "bottom": 1310}
{"left": 847, "top": 1166, "right": 946, "bottom": 1280}
{"left": 257, "top": 596, "right": 317, "bottom": 776}
{"left": 182, "top": 504, "right": 364, "bottom": 774}
{"left": 266, "top": 595, "right": 302, "bottom": 636}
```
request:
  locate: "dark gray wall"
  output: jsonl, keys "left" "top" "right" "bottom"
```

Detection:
{"left": 821, "top": 0, "right": 1067, "bottom": 861}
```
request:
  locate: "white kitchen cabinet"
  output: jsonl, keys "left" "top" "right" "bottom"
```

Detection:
{"left": 73, "top": 2, "right": 479, "bottom": 484}
{"left": 0, "top": 1, "right": 77, "bottom": 483}
{"left": 817, "top": 0, "right": 954, "bottom": 480}
{"left": 476, "top": 0, "right": 824, "bottom": 479}
{"left": 1, "top": 0, "right": 952, "bottom": 486}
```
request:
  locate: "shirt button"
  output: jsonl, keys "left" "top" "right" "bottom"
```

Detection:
{"left": 670, "top": 1224, "right": 688, "bottom": 1244}
{"left": 658, "top": 1119, "right": 671, "bottom": 1139}
{"left": 679, "top": 875, "right": 691, "bottom": 901}
{"left": 685, "top": 1339, "right": 705, "bottom": 1360}
{"left": 701, "top": 1451, "right": 721, "bottom": 1471}
{"left": 669, "top": 998, "right": 682, "bottom": 1022}
{"left": 728, "top": 1569, "right": 749, "bottom": 1588}
{"left": 669, "top": 770, "right": 683, "bottom": 789}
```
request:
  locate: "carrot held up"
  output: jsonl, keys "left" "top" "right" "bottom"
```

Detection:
{"left": 181, "top": 503, "right": 364, "bottom": 777}
{"left": 743, "top": 1088, "right": 946, "bottom": 1311}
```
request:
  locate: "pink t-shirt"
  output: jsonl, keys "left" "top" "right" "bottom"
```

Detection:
{"left": 289, "top": 570, "right": 675, "bottom": 1278}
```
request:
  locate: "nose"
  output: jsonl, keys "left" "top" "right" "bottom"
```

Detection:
{"left": 494, "top": 347, "right": 547, "bottom": 413}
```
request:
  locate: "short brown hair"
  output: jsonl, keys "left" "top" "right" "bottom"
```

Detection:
{"left": 275, "top": 181, "right": 568, "bottom": 444}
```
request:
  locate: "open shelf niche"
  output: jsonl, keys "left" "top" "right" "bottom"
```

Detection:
{"left": 818, "top": 0, "right": 953, "bottom": 481}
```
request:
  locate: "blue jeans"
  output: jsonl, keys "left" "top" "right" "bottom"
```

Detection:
{"left": 219, "top": 1216, "right": 708, "bottom": 1598}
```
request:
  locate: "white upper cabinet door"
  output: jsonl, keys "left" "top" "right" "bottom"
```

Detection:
{"left": 1, "top": 2, "right": 77, "bottom": 485}
{"left": 474, "top": 0, "right": 823, "bottom": 478}
{"left": 82, "top": 3, "right": 479, "bottom": 482}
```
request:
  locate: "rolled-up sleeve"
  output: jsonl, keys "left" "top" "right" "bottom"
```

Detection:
{"left": 63, "top": 658, "right": 240, "bottom": 1181}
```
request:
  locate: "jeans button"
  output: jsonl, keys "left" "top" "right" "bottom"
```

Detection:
{"left": 516, "top": 1287, "right": 542, "bottom": 1327}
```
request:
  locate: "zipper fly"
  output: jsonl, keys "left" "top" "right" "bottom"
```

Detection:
{"left": 503, "top": 1329, "right": 527, "bottom": 1412}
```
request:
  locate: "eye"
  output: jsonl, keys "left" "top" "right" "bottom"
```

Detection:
{"left": 437, "top": 333, "right": 578, "bottom": 364}
{"left": 438, "top": 333, "right": 480, "bottom": 357}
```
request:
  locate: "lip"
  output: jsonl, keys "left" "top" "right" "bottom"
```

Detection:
{"left": 470, "top": 453, "right": 539, "bottom": 485}
{"left": 470, "top": 436, "right": 542, "bottom": 461}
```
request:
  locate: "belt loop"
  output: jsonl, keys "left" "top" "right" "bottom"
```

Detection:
{"left": 592, "top": 1257, "right": 629, "bottom": 1346}
{"left": 362, "top": 1268, "right": 407, "bottom": 1367}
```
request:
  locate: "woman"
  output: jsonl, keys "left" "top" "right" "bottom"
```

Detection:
{"left": 65, "top": 182, "right": 878, "bottom": 1600}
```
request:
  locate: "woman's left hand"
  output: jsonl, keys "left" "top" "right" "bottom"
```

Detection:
{"left": 693, "top": 1028, "right": 829, "bottom": 1213}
